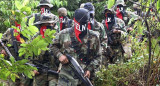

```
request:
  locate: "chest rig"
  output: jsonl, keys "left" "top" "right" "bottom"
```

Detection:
{"left": 69, "top": 29, "right": 94, "bottom": 65}
{"left": 122, "top": 12, "right": 129, "bottom": 25}
{"left": 104, "top": 23, "right": 121, "bottom": 46}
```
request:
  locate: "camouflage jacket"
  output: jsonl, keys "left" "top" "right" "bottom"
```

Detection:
{"left": 125, "top": 11, "right": 141, "bottom": 27}
{"left": 27, "top": 13, "right": 41, "bottom": 29}
{"left": 102, "top": 18, "right": 127, "bottom": 46}
{"left": 0, "top": 28, "right": 26, "bottom": 59}
{"left": 30, "top": 29, "right": 59, "bottom": 70}
{"left": 51, "top": 27, "right": 102, "bottom": 72}
{"left": 91, "top": 20, "right": 108, "bottom": 48}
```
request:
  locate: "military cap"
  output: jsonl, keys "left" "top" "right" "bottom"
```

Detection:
{"left": 34, "top": 13, "right": 59, "bottom": 25}
{"left": 133, "top": 2, "right": 141, "bottom": 9}
{"left": 57, "top": 7, "right": 67, "bottom": 16}
{"left": 37, "top": 0, "right": 53, "bottom": 8}
{"left": 84, "top": 2, "right": 95, "bottom": 14}
{"left": 115, "top": 0, "right": 126, "bottom": 6}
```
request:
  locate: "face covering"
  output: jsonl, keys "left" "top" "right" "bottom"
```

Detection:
{"left": 116, "top": 5, "right": 124, "bottom": 20}
{"left": 74, "top": 18, "right": 87, "bottom": 43}
{"left": 105, "top": 13, "right": 115, "bottom": 30}
{"left": 88, "top": 13, "right": 94, "bottom": 30}
{"left": 40, "top": 26, "right": 54, "bottom": 38}
{"left": 14, "top": 21, "right": 21, "bottom": 42}
{"left": 41, "top": 8, "right": 50, "bottom": 14}
{"left": 134, "top": 8, "right": 141, "bottom": 16}
{"left": 59, "top": 16, "right": 67, "bottom": 31}
{"left": 14, "top": 22, "right": 26, "bottom": 43}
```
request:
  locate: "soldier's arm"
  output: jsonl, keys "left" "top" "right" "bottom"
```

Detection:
{"left": 85, "top": 35, "right": 102, "bottom": 72}
{"left": 99, "top": 23, "right": 108, "bottom": 48}
{"left": 126, "top": 11, "right": 141, "bottom": 25}
{"left": 1, "top": 28, "right": 12, "bottom": 43}
{"left": 51, "top": 33, "right": 63, "bottom": 59}
{"left": 117, "top": 18, "right": 127, "bottom": 32}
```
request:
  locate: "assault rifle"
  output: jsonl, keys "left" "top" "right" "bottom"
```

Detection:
{"left": 0, "top": 39, "right": 13, "bottom": 57}
{"left": 66, "top": 54, "right": 93, "bottom": 86}
{"left": 0, "top": 39, "right": 58, "bottom": 76}
{"left": 25, "top": 62, "right": 58, "bottom": 76}
{"left": 107, "top": 26, "right": 121, "bottom": 45}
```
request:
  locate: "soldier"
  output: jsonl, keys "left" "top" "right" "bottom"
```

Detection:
{"left": 0, "top": 26, "right": 27, "bottom": 86}
{"left": 31, "top": 13, "right": 59, "bottom": 86}
{"left": 102, "top": 7, "right": 127, "bottom": 64}
{"left": 113, "top": 0, "right": 140, "bottom": 31}
{"left": 82, "top": 2, "right": 108, "bottom": 50}
{"left": 57, "top": 7, "right": 73, "bottom": 32}
{"left": 113, "top": 0, "right": 142, "bottom": 59}
{"left": 133, "top": 2, "right": 142, "bottom": 16}
{"left": 51, "top": 8, "right": 102, "bottom": 86}
{"left": 0, "top": 14, "right": 29, "bottom": 85}
{"left": 27, "top": 0, "right": 54, "bottom": 29}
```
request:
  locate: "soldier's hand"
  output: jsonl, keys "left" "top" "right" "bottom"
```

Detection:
{"left": 1, "top": 49, "right": 7, "bottom": 56}
{"left": 113, "top": 29, "right": 117, "bottom": 33}
{"left": 113, "top": 29, "right": 121, "bottom": 33}
{"left": 84, "top": 70, "right": 90, "bottom": 78}
{"left": 117, "top": 30, "right": 121, "bottom": 33}
{"left": 59, "top": 55, "right": 69, "bottom": 64}
{"left": 33, "top": 70, "right": 39, "bottom": 75}
{"left": 127, "top": 27, "right": 133, "bottom": 31}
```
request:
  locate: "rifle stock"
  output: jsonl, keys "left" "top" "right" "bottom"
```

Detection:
{"left": 66, "top": 54, "right": 93, "bottom": 86}
{"left": 25, "top": 63, "right": 59, "bottom": 76}
{"left": 0, "top": 39, "right": 13, "bottom": 57}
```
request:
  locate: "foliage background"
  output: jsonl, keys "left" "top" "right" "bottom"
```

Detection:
{"left": 0, "top": 0, "right": 159, "bottom": 86}
{"left": 0, "top": 0, "right": 142, "bottom": 33}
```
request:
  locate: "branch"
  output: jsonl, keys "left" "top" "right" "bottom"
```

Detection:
{"left": 144, "top": 0, "right": 157, "bottom": 85}
{"left": 152, "top": 5, "right": 160, "bottom": 22}
{"left": 128, "top": 0, "right": 150, "bottom": 8}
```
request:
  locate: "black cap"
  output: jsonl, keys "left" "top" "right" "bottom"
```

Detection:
{"left": 84, "top": 2, "right": 95, "bottom": 14}
{"left": 74, "top": 8, "right": 89, "bottom": 23}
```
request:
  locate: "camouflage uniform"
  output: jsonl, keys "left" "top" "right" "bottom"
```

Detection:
{"left": 51, "top": 27, "right": 101, "bottom": 86}
{"left": 57, "top": 7, "right": 73, "bottom": 32}
{"left": 31, "top": 13, "right": 59, "bottom": 86}
{"left": 51, "top": 8, "right": 102, "bottom": 86}
{"left": 0, "top": 27, "right": 27, "bottom": 86}
{"left": 113, "top": 0, "right": 140, "bottom": 26}
{"left": 102, "top": 8, "right": 127, "bottom": 64}
{"left": 113, "top": 0, "right": 141, "bottom": 60}
{"left": 27, "top": 0, "right": 53, "bottom": 30}
{"left": 82, "top": 2, "right": 108, "bottom": 53}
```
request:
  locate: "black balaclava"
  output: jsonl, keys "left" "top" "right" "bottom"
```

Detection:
{"left": 104, "top": 9, "right": 115, "bottom": 30}
{"left": 59, "top": 16, "right": 67, "bottom": 30}
{"left": 74, "top": 8, "right": 89, "bottom": 43}
{"left": 40, "top": 7, "right": 50, "bottom": 14}
{"left": 84, "top": 2, "right": 95, "bottom": 30}
{"left": 116, "top": 4, "right": 125, "bottom": 20}
{"left": 134, "top": 8, "right": 141, "bottom": 16}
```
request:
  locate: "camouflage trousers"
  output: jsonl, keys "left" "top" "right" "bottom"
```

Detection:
{"left": 123, "top": 43, "right": 132, "bottom": 60}
{"left": 57, "top": 64, "right": 79, "bottom": 86}
{"left": 6, "top": 74, "right": 29, "bottom": 86}
{"left": 33, "top": 73, "right": 58, "bottom": 86}
{"left": 105, "top": 45, "right": 124, "bottom": 64}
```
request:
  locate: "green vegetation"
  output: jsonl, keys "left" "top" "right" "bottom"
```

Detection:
{"left": 0, "top": 0, "right": 159, "bottom": 86}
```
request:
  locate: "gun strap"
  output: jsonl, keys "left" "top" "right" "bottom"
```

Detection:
{"left": 10, "top": 28, "right": 19, "bottom": 60}
{"left": 87, "top": 29, "right": 90, "bottom": 59}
